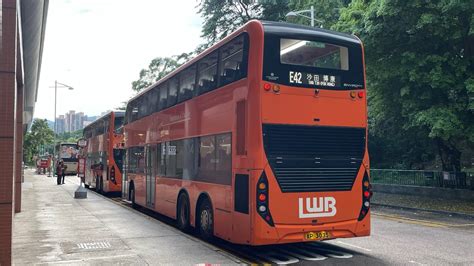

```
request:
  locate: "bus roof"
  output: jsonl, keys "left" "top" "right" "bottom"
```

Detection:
{"left": 126, "top": 20, "right": 361, "bottom": 104}
{"left": 83, "top": 110, "right": 125, "bottom": 131}
{"left": 261, "top": 21, "right": 361, "bottom": 46}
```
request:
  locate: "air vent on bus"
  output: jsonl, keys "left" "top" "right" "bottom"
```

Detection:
{"left": 262, "top": 124, "right": 365, "bottom": 192}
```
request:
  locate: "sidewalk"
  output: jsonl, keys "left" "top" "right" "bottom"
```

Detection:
{"left": 13, "top": 169, "right": 240, "bottom": 265}
{"left": 372, "top": 191, "right": 474, "bottom": 217}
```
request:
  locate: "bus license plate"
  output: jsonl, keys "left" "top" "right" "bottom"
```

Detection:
{"left": 304, "top": 231, "right": 330, "bottom": 240}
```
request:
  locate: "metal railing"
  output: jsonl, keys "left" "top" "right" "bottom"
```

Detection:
{"left": 371, "top": 169, "right": 474, "bottom": 190}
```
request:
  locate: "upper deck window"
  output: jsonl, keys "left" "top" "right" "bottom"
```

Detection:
{"left": 167, "top": 78, "right": 179, "bottom": 107}
{"left": 280, "top": 39, "right": 349, "bottom": 70}
{"left": 197, "top": 51, "right": 218, "bottom": 95}
{"left": 178, "top": 65, "right": 196, "bottom": 103}
{"left": 219, "top": 34, "right": 248, "bottom": 86}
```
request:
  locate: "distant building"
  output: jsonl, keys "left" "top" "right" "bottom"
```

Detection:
{"left": 55, "top": 115, "right": 66, "bottom": 134}
{"left": 55, "top": 110, "right": 97, "bottom": 133}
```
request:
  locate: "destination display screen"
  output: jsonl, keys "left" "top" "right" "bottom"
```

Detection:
{"left": 288, "top": 71, "right": 341, "bottom": 88}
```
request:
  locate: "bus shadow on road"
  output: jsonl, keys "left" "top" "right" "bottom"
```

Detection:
{"left": 108, "top": 196, "right": 387, "bottom": 265}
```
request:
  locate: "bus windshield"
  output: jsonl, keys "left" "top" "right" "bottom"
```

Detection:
{"left": 59, "top": 144, "right": 78, "bottom": 162}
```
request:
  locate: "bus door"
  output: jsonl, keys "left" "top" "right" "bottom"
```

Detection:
{"left": 145, "top": 145, "right": 156, "bottom": 208}
{"left": 122, "top": 149, "right": 129, "bottom": 200}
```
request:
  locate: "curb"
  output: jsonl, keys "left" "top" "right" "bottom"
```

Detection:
{"left": 371, "top": 203, "right": 474, "bottom": 219}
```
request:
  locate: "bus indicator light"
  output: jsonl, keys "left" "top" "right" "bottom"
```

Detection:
{"left": 258, "top": 183, "right": 266, "bottom": 190}
{"left": 364, "top": 181, "right": 369, "bottom": 187}
{"left": 272, "top": 85, "right": 280, "bottom": 93}
{"left": 264, "top": 83, "right": 272, "bottom": 91}
{"left": 364, "top": 201, "right": 370, "bottom": 207}
{"left": 350, "top": 91, "right": 356, "bottom": 98}
{"left": 364, "top": 191, "right": 370, "bottom": 198}
{"left": 358, "top": 91, "right": 364, "bottom": 98}
{"left": 259, "top": 205, "right": 267, "bottom": 212}
{"left": 259, "top": 194, "right": 266, "bottom": 201}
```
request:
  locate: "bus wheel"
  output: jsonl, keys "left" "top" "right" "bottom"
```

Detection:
{"left": 177, "top": 193, "right": 191, "bottom": 232}
{"left": 198, "top": 198, "right": 214, "bottom": 240}
{"left": 84, "top": 183, "right": 90, "bottom": 189}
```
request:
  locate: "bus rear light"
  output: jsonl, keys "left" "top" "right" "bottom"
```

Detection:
{"left": 358, "top": 170, "right": 372, "bottom": 221}
{"left": 272, "top": 85, "right": 280, "bottom": 93}
{"left": 358, "top": 91, "right": 364, "bottom": 98}
{"left": 257, "top": 171, "right": 274, "bottom": 226}
{"left": 350, "top": 91, "right": 356, "bottom": 98}
{"left": 263, "top": 83, "right": 271, "bottom": 91}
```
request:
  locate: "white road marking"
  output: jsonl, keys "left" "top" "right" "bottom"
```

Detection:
{"left": 409, "top": 260, "right": 426, "bottom": 265}
{"left": 336, "top": 241, "right": 372, "bottom": 252}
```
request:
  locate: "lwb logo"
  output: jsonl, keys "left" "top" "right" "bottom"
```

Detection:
{"left": 298, "top": 197, "right": 337, "bottom": 218}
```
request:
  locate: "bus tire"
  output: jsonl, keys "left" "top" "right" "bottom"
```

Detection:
{"left": 198, "top": 197, "right": 214, "bottom": 240}
{"left": 177, "top": 193, "right": 191, "bottom": 232}
{"left": 85, "top": 183, "right": 90, "bottom": 189}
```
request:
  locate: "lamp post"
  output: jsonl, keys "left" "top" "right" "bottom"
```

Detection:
{"left": 286, "top": 5, "right": 323, "bottom": 28}
{"left": 52, "top": 81, "right": 74, "bottom": 163}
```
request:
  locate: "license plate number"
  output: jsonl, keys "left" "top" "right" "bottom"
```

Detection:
{"left": 304, "top": 231, "right": 331, "bottom": 240}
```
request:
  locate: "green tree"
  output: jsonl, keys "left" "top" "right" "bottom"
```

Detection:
{"left": 24, "top": 119, "right": 55, "bottom": 164}
{"left": 287, "top": 0, "right": 350, "bottom": 29}
{"left": 131, "top": 52, "right": 193, "bottom": 93}
{"left": 198, "top": 0, "right": 290, "bottom": 47}
{"left": 56, "top": 129, "right": 83, "bottom": 143}
{"left": 337, "top": 0, "right": 474, "bottom": 171}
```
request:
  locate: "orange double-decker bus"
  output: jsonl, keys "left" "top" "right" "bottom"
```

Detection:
{"left": 83, "top": 111, "right": 125, "bottom": 194}
{"left": 123, "top": 20, "right": 370, "bottom": 245}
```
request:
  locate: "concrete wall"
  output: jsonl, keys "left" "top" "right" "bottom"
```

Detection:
{"left": 373, "top": 184, "right": 474, "bottom": 201}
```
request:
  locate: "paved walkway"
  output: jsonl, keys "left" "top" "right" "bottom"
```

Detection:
{"left": 372, "top": 191, "right": 474, "bottom": 216}
{"left": 13, "top": 169, "right": 239, "bottom": 265}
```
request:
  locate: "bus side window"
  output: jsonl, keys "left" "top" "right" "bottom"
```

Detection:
{"left": 167, "top": 78, "right": 179, "bottom": 107}
{"left": 151, "top": 86, "right": 160, "bottom": 113}
{"left": 216, "top": 133, "right": 232, "bottom": 185}
{"left": 138, "top": 98, "right": 147, "bottom": 118}
{"left": 130, "top": 101, "right": 139, "bottom": 122}
{"left": 218, "top": 34, "right": 248, "bottom": 87}
{"left": 197, "top": 51, "right": 218, "bottom": 96}
{"left": 159, "top": 83, "right": 168, "bottom": 111}
{"left": 178, "top": 64, "right": 196, "bottom": 103}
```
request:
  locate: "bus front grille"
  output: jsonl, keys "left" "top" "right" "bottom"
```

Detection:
{"left": 262, "top": 124, "right": 366, "bottom": 192}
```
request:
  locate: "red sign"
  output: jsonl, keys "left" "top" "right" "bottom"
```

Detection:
{"left": 40, "top": 159, "right": 48, "bottom": 168}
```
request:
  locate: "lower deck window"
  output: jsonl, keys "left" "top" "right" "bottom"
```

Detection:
{"left": 127, "top": 133, "right": 231, "bottom": 185}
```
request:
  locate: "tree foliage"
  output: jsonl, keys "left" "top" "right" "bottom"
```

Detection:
{"left": 24, "top": 119, "right": 55, "bottom": 164}
{"left": 337, "top": 0, "right": 474, "bottom": 171}
{"left": 130, "top": 0, "right": 474, "bottom": 171}
{"left": 131, "top": 53, "right": 192, "bottom": 93}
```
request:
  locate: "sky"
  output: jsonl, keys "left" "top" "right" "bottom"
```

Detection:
{"left": 35, "top": 0, "right": 204, "bottom": 120}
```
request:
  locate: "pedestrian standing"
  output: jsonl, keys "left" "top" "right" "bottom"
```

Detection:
{"left": 56, "top": 161, "right": 62, "bottom": 185}
{"left": 47, "top": 155, "right": 52, "bottom": 177}
{"left": 61, "top": 162, "right": 67, "bottom": 184}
